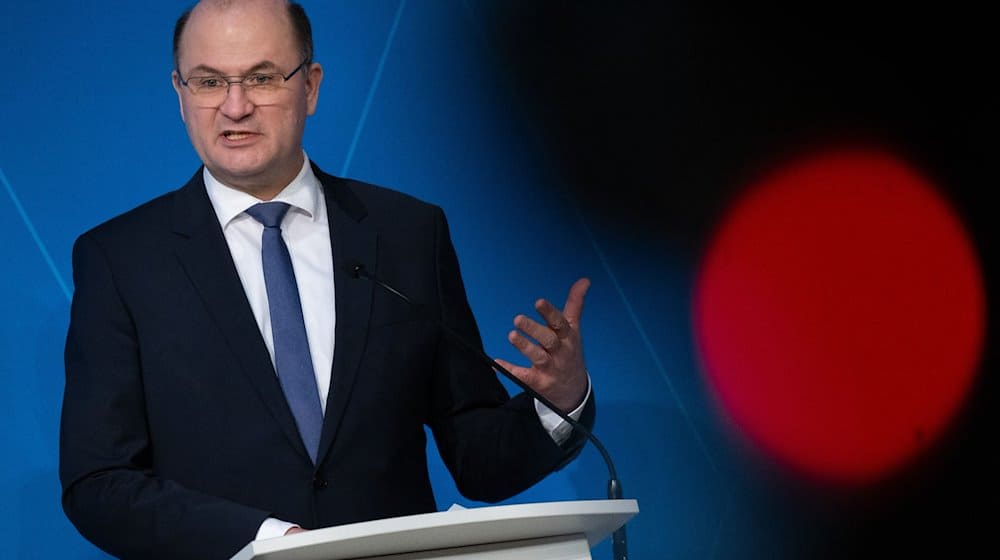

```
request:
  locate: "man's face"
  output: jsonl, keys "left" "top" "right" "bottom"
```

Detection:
{"left": 172, "top": 0, "right": 322, "bottom": 198}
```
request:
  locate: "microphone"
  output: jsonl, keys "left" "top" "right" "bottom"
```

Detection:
{"left": 345, "top": 260, "right": 629, "bottom": 560}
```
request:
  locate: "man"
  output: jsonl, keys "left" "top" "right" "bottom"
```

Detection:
{"left": 59, "top": 1, "right": 594, "bottom": 559}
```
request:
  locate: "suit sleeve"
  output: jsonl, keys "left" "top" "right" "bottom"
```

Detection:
{"left": 425, "top": 208, "right": 595, "bottom": 502}
{"left": 60, "top": 233, "right": 270, "bottom": 560}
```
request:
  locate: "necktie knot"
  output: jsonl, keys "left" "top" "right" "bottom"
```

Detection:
{"left": 246, "top": 201, "right": 291, "bottom": 229}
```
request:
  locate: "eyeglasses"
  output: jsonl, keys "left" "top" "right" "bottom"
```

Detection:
{"left": 177, "top": 59, "right": 310, "bottom": 106}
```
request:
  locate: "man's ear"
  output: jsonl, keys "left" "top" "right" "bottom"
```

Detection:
{"left": 304, "top": 62, "right": 323, "bottom": 116}
{"left": 172, "top": 70, "right": 187, "bottom": 122}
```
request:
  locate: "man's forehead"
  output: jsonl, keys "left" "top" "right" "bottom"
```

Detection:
{"left": 177, "top": 0, "right": 298, "bottom": 70}
{"left": 185, "top": 0, "right": 292, "bottom": 35}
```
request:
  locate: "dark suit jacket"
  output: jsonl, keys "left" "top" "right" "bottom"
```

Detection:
{"left": 59, "top": 164, "right": 594, "bottom": 559}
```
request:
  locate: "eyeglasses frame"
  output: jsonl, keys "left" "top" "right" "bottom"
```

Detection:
{"left": 177, "top": 58, "right": 311, "bottom": 99}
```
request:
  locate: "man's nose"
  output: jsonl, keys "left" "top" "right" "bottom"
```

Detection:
{"left": 218, "top": 81, "right": 253, "bottom": 120}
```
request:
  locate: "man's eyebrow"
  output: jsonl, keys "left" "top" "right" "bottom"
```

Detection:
{"left": 184, "top": 64, "right": 224, "bottom": 76}
{"left": 183, "top": 61, "right": 281, "bottom": 76}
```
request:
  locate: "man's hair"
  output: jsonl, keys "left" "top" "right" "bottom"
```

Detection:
{"left": 173, "top": 1, "right": 314, "bottom": 71}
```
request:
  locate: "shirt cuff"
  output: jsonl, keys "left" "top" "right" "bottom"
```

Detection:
{"left": 256, "top": 517, "right": 299, "bottom": 541}
{"left": 534, "top": 374, "right": 592, "bottom": 445}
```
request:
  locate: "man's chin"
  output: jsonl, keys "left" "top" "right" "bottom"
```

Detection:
{"left": 206, "top": 164, "right": 271, "bottom": 193}
{"left": 210, "top": 155, "right": 264, "bottom": 176}
{"left": 207, "top": 161, "right": 303, "bottom": 199}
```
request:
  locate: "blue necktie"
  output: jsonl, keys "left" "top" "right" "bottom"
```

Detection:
{"left": 245, "top": 202, "right": 323, "bottom": 463}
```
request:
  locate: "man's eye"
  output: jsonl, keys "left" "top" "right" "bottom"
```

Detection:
{"left": 246, "top": 74, "right": 275, "bottom": 86}
{"left": 195, "top": 77, "right": 225, "bottom": 89}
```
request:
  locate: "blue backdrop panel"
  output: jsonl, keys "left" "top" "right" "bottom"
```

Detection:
{"left": 0, "top": 2, "right": 696, "bottom": 558}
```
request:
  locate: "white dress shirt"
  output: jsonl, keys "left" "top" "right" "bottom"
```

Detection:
{"left": 204, "top": 159, "right": 336, "bottom": 414}
{"left": 203, "top": 155, "right": 588, "bottom": 541}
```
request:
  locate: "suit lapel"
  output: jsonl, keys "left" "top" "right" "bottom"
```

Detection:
{"left": 168, "top": 170, "right": 311, "bottom": 463}
{"left": 313, "top": 165, "right": 376, "bottom": 465}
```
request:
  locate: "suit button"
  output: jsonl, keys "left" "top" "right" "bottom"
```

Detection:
{"left": 312, "top": 477, "right": 328, "bottom": 490}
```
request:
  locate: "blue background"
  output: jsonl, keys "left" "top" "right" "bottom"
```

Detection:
{"left": 0, "top": 1, "right": 994, "bottom": 558}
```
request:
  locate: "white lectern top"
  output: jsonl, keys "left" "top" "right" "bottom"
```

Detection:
{"left": 230, "top": 499, "right": 638, "bottom": 560}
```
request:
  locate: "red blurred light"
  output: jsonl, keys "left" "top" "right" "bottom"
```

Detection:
{"left": 694, "top": 148, "right": 985, "bottom": 484}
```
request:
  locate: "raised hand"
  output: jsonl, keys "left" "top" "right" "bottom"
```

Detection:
{"left": 494, "top": 278, "right": 590, "bottom": 412}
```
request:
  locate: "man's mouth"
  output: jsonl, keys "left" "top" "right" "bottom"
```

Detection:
{"left": 222, "top": 131, "right": 255, "bottom": 140}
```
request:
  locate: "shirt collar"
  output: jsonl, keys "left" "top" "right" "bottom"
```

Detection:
{"left": 203, "top": 153, "right": 323, "bottom": 229}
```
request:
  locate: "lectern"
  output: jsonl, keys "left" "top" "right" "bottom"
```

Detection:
{"left": 230, "top": 499, "right": 637, "bottom": 560}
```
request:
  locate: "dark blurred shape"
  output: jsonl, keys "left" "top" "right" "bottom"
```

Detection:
{"left": 493, "top": 1, "right": 992, "bottom": 246}
{"left": 493, "top": 1, "right": 995, "bottom": 555}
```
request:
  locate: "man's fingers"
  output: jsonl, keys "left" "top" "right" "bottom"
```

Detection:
{"left": 533, "top": 278, "right": 590, "bottom": 335}
{"left": 533, "top": 299, "right": 570, "bottom": 339}
{"left": 533, "top": 299, "right": 556, "bottom": 319}
{"left": 562, "top": 277, "right": 590, "bottom": 324}
{"left": 514, "top": 314, "right": 561, "bottom": 350}
{"left": 508, "top": 329, "right": 551, "bottom": 366}
{"left": 493, "top": 357, "right": 529, "bottom": 381}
